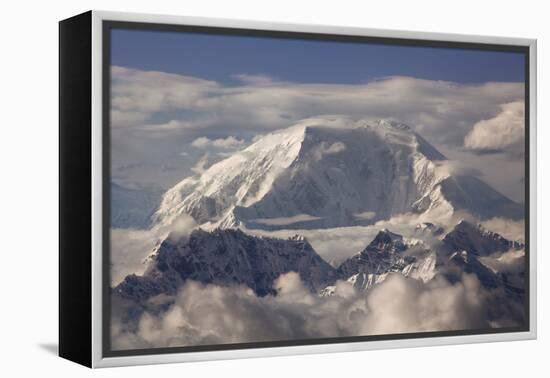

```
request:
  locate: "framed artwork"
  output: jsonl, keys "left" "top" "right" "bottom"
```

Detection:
{"left": 59, "top": 10, "right": 537, "bottom": 368}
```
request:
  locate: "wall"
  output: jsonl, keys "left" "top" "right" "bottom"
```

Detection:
{"left": 0, "top": 0, "right": 546, "bottom": 376}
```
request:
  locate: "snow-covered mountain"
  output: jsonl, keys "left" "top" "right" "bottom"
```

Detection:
{"left": 324, "top": 220, "right": 524, "bottom": 295}
{"left": 153, "top": 118, "right": 523, "bottom": 230}
{"left": 338, "top": 229, "right": 422, "bottom": 276}
{"left": 115, "top": 228, "right": 337, "bottom": 303}
{"left": 330, "top": 229, "right": 436, "bottom": 293}
{"left": 113, "top": 217, "right": 525, "bottom": 329}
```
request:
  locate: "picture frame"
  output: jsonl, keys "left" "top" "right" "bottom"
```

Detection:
{"left": 59, "top": 10, "right": 537, "bottom": 368}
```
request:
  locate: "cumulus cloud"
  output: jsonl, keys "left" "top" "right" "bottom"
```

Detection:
{"left": 362, "top": 274, "right": 486, "bottom": 334}
{"left": 479, "top": 249, "right": 525, "bottom": 275}
{"left": 191, "top": 136, "right": 245, "bottom": 149}
{"left": 112, "top": 272, "right": 489, "bottom": 349}
{"left": 464, "top": 101, "right": 525, "bottom": 153}
{"left": 166, "top": 213, "right": 198, "bottom": 243}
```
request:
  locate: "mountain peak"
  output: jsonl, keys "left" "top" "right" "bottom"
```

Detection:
{"left": 116, "top": 227, "right": 337, "bottom": 302}
{"left": 443, "top": 220, "right": 523, "bottom": 257}
{"left": 154, "top": 118, "right": 521, "bottom": 230}
{"left": 373, "top": 228, "right": 404, "bottom": 244}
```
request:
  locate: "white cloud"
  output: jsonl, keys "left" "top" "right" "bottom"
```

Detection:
{"left": 110, "top": 66, "right": 526, "bottom": 203}
{"left": 191, "top": 154, "right": 211, "bottom": 174}
{"left": 353, "top": 211, "right": 376, "bottom": 220}
{"left": 245, "top": 210, "right": 463, "bottom": 266}
{"left": 112, "top": 272, "right": 489, "bottom": 349}
{"left": 479, "top": 249, "right": 525, "bottom": 274}
{"left": 111, "top": 110, "right": 150, "bottom": 128}
{"left": 111, "top": 66, "right": 524, "bottom": 152}
{"left": 464, "top": 101, "right": 525, "bottom": 152}
{"left": 312, "top": 141, "right": 347, "bottom": 161}
{"left": 166, "top": 213, "right": 198, "bottom": 243}
{"left": 433, "top": 160, "right": 484, "bottom": 178}
{"left": 191, "top": 136, "right": 245, "bottom": 149}
{"left": 111, "top": 66, "right": 219, "bottom": 115}
{"left": 110, "top": 213, "right": 199, "bottom": 286}
{"left": 361, "top": 273, "right": 486, "bottom": 334}
{"left": 110, "top": 228, "right": 158, "bottom": 286}
{"left": 481, "top": 217, "right": 525, "bottom": 242}
{"left": 251, "top": 214, "right": 323, "bottom": 226}
{"left": 138, "top": 120, "right": 197, "bottom": 132}
{"left": 232, "top": 73, "right": 276, "bottom": 85}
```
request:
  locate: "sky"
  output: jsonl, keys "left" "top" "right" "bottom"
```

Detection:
{"left": 109, "top": 28, "right": 526, "bottom": 203}
{"left": 111, "top": 29, "right": 525, "bottom": 84}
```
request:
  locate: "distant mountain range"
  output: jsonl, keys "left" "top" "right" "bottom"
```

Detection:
{"left": 114, "top": 219, "right": 524, "bottom": 323}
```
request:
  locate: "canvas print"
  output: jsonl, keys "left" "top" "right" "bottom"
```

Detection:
{"left": 108, "top": 27, "right": 527, "bottom": 352}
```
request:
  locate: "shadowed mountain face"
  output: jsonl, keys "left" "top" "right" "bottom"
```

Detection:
{"left": 331, "top": 220, "right": 524, "bottom": 290}
{"left": 112, "top": 219, "right": 526, "bottom": 334}
{"left": 153, "top": 120, "right": 523, "bottom": 231}
{"left": 336, "top": 229, "right": 411, "bottom": 278}
{"left": 115, "top": 228, "right": 337, "bottom": 303}
{"left": 439, "top": 176, "right": 524, "bottom": 220}
{"left": 442, "top": 220, "right": 524, "bottom": 257}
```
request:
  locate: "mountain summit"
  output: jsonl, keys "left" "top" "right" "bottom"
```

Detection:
{"left": 154, "top": 118, "right": 523, "bottom": 230}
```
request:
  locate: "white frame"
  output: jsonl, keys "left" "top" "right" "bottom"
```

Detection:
{"left": 90, "top": 10, "right": 537, "bottom": 368}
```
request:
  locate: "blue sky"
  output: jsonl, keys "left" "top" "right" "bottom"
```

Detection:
{"left": 111, "top": 29, "right": 525, "bottom": 84}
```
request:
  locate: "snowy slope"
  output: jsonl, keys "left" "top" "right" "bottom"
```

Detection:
{"left": 329, "top": 220, "right": 524, "bottom": 295}
{"left": 153, "top": 124, "right": 306, "bottom": 226}
{"left": 333, "top": 229, "right": 437, "bottom": 292}
{"left": 154, "top": 118, "right": 523, "bottom": 231}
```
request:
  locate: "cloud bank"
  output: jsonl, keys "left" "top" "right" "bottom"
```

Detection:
{"left": 111, "top": 66, "right": 524, "bottom": 149}
{"left": 112, "top": 272, "right": 489, "bottom": 349}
